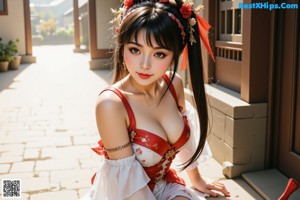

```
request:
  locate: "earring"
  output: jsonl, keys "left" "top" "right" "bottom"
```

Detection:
{"left": 122, "top": 60, "right": 127, "bottom": 70}
{"left": 169, "top": 65, "right": 174, "bottom": 75}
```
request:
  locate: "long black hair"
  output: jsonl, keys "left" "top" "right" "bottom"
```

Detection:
{"left": 112, "top": 0, "right": 208, "bottom": 170}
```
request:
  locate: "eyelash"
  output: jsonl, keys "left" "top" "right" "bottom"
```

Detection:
{"left": 129, "top": 48, "right": 166, "bottom": 58}
{"left": 155, "top": 52, "right": 166, "bottom": 58}
{"left": 129, "top": 48, "right": 140, "bottom": 54}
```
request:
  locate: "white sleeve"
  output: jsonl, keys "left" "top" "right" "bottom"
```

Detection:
{"left": 175, "top": 100, "right": 212, "bottom": 171}
{"left": 88, "top": 155, "right": 155, "bottom": 200}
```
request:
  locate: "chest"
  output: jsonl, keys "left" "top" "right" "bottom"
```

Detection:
{"left": 129, "top": 92, "right": 185, "bottom": 144}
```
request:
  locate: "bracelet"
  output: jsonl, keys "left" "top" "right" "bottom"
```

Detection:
{"left": 104, "top": 141, "right": 131, "bottom": 152}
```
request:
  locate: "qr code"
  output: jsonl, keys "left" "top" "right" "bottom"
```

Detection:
{"left": 2, "top": 179, "right": 21, "bottom": 198}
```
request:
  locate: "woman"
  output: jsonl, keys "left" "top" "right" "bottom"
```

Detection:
{"left": 88, "top": 0, "right": 230, "bottom": 199}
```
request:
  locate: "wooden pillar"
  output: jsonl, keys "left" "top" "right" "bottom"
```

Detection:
{"left": 241, "top": 0, "right": 271, "bottom": 103}
{"left": 23, "top": 0, "right": 36, "bottom": 63}
{"left": 88, "top": 0, "right": 97, "bottom": 60}
{"left": 73, "top": 0, "right": 80, "bottom": 50}
{"left": 88, "top": 0, "right": 119, "bottom": 69}
{"left": 203, "top": 0, "right": 216, "bottom": 84}
{"left": 24, "top": 0, "right": 32, "bottom": 55}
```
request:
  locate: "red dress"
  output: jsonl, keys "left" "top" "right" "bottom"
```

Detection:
{"left": 92, "top": 74, "right": 189, "bottom": 189}
{"left": 86, "top": 74, "right": 211, "bottom": 200}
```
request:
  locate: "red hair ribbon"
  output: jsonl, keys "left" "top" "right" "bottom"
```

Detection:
{"left": 196, "top": 14, "right": 215, "bottom": 62}
{"left": 180, "top": 14, "right": 215, "bottom": 71}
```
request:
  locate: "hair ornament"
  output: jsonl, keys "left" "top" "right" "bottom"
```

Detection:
{"left": 124, "top": 0, "right": 134, "bottom": 9}
{"left": 168, "top": 0, "right": 176, "bottom": 5}
{"left": 180, "top": 3, "right": 192, "bottom": 19}
{"left": 188, "top": 18, "right": 196, "bottom": 45}
{"left": 167, "top": 12, "right": 186, "bottom": 43}
{"left": 110, "top": 7, "right": 126, "bottom": 25}
{"left": 180, "top": 13, "right": 215, "bottom": 70}
{"left": 195, "top": 4, "right": 204, "bottom": 12}
{"left": 110, "top": 0, "right": 215, "bottom": 70}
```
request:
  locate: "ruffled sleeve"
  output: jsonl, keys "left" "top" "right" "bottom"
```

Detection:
{"left": 175, "top": 100, "right": 212, "bottom": 171}
{"left": 88, "top": 155, "right": 154, "bottom": 200}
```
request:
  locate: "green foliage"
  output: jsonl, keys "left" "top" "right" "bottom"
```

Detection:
{"left": 0, "top": 38, "right": 19, "bottom": 62}
{"left": 7, "top": 39, "right": 19, "bottom": 55}
{"left": 55, "top": 27, "right": 73, "bottom": 37}
{"left": 0, "top": 38, "right": 10, "bottom": 62}
{"left": 32, "top": 34, "right": 44, "bottom": 41}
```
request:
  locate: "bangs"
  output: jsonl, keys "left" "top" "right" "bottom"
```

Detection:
{"left": 121, "top": 8, "right": 180, "bottom": 51}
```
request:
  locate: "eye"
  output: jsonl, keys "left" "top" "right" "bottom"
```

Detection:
{"left": 129, "top": 48, "right": 140, "bottom": 54}
{"left": 155, "top": 52, "right": 166, "bottom": 58}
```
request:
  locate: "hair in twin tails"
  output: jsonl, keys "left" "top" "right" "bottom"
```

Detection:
{"left": 112, "top": 0, "right": 208, "bottom": 171}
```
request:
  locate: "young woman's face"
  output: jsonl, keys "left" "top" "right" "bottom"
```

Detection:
{"left": 123, "top": 29, "right": 174, "bottom": 86}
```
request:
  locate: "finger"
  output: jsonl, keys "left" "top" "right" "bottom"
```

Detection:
{"left": 208, "top": 183, "right": 231, "bottom": 197}
{"left": 213, "top": 182, "right": 224, "bottom": 187}
{"left": 207, "top": 184, "right": 222, "bottom": 192}
{"left": 214, "top": 182, "right": 231, "bottom": 196}
{"left": 195, "top": 185, "right": 218, "bottom": 197}
{"left": 202, "top": 188, "right": 218, "bottom": 197}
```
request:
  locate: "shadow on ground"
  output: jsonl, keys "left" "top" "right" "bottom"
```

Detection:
{"left": 0, "top": 64, "right": 32, "bottom": 92}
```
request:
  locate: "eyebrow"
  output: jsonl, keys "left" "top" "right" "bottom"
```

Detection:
{"left": 127, "top": 41, "right": 167, "bottom": 50}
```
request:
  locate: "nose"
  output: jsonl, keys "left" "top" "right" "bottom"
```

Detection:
{"left": 140, "top": 55, "right": 151, "bottom": 70}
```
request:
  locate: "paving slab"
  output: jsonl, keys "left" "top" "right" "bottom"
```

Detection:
{"left": 30, "top": 190, "right": 78, "bottom": 200}
{"left": 0, "top": 45, "right": 111, "bottom": 199}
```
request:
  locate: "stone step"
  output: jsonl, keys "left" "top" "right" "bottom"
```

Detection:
{"left": 242, "top": 169, "right": 300, "bottom": 200}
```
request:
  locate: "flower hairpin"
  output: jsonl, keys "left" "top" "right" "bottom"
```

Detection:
{"left": 178, "top": 1, "right": 204, "bottom": 45}
{"left": 179, "top": 1, "right": 196, "bottom": 45}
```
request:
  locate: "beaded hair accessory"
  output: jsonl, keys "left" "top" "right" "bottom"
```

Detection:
{"left": 111, "top": 0, "right": 215, "bottom": 70}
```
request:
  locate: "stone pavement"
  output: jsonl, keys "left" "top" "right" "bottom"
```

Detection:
{"left": 0, "top": 45, "right": 112, "bottom": 200}
{"left": 0, "top": 45, "right": 263, "bottom": 200}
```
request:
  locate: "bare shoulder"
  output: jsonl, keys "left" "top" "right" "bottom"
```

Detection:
{"left": 96, "top": 90, "right": 125, "bottom": 114}
{"left": 95, "top": 89, "right": 128, "bottom": 128}
{"left": 95, "top": 90, "right": 132, "bottom": 159}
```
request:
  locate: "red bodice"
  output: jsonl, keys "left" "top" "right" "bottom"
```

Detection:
{"left": 91, "top": 74, "right": 191, "bottom": 191}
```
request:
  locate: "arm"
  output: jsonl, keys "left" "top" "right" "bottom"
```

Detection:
{"left": 95, "top": 91, "right": 132, "bottom": 160}
{"left": 95, "top": 91, "right": 156, "bottom": 200}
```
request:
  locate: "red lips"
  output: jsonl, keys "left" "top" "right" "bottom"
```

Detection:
{"left": 137, "top": 72, "right": 152, "bottom": 79}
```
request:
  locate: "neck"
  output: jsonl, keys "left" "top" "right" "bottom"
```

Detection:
{"left": 128, "top": 75, "right": 159, "bottom": 98}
